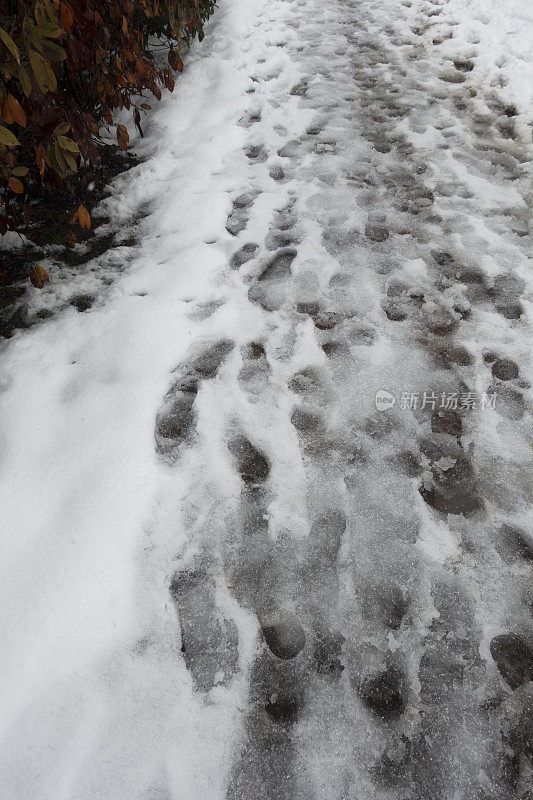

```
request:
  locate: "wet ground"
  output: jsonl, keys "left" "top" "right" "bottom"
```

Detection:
{"left": 159, "top": 0, "right": 533, "bottom": 797}
{"left": 0, "top": 0, "right": 531, "bottom": 798}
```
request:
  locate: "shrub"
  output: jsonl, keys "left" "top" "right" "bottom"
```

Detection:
{"left": 0, "top": 0, "right": 216, "bottom": 234}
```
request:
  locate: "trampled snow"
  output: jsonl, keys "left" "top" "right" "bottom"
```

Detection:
{"left": 0, "top": 0, "right": 532, "bottom": 798}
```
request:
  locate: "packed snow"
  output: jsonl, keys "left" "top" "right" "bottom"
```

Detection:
{"left": 0, "top": 0, "right": 532, "bottom": 798}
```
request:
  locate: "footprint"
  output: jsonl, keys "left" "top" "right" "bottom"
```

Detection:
{"left": 418, "top": 438, "right": 483, "bottom": 516}
{"left": 310, "top": 309, "right": 346, "bottom": 330}
{"left": 315, "top": 140, "right": 337, "bottom": 155}
{"left": 418, "top": 643, "right": 464, "bottom": 703}
{"left": 245, "top": 144, "right": 268, "bottom": 163}
{"left": 307, "top": 510, "right": 346, "bottom": 568}
{"left": 190, "top": 340, "right": 234, "bottom": 378}
{"left": 306, "top": 119, "right": 326, "bottom": 136}
{"left": 248, "top": 249, "right": 297, "bottom": 311}
{"left": 226, "top": 190, "right": 259, "bottom": 235}
{"left": 155, "top": 341, "right": 234, "bottom": 461}
{"left": 494, "top": 385, "right": 525, "bottom": 421}
{"left": 170, "top": 568, "right": 239, "bottom": 692}
{"left": 233, "top": 189, "right": 260, "bottom": 209}
{"left": 228, "top": 435, "right": 270, "bottom": 484}
{"left": 290, "top": 406, "right": 324, "bottom": 434}
{"left": 322, "top": 341, "right": 351, "bottom": 359}
{"left": 496, "top": 524, "right": 533, "bottom": 564}
{"left": 266, "top": 229, "right": 299, "bottom": 250}
{"left": 490, "top": 633, "right": 533, "bottom": 690}
{"left": 230, "top": 242, "right": 259, "bottom": 269}
{"left": 491, "top": 358, "right": 519, "bottom": 381}
{"left": 262, "top": 621, "right": 306, "bottom": 660}
{"left": 432, "top": 343, "right": 473, "bottom": 368}
{"left": 375, "top": 735, "right": 411, "bottom": 786}
{"left": 269, "top": 163, "right": 285, "bottom": 182}
{"left": 439, "top": 71, "right": 466, "bottom": 84}
{"left": 262, "top": 665, "right": 306, "bottom": 725}
{"left": 364, "top": 413, "right": 395, "bottom": 440}
{"left": 290, "top": 79, "right": 308, "bottom": 96}
{"left": 453, "top": 59, "right": 474, "bottom": 72}
{"left": 431, "top": 409, "right": 463, "bottom": 437}
{"left": 277, "top": 140, "right": 301, "bottom": 159}
{"left": 361, "top": 581, "right": 409, "bottom": 630}
{"left": 71, "top": 294, "right": 95, "bottom": 313}
{"left": 357, "top": 665, "right": 407, "bottom": 721}
{"left": 384, "top": 302, "right": 407, "bottom": 322}
{"left": 423, "top": 304, "right": 460, "bottom": 336}
{"left": 238, "top": 342, "right": 270, "bottom": 395}
{"left": 391, "top": 450, "right": 421, "bottom": 478}
{"left": 238, "top": 110, "right": 262, "bottom": 128}
{"left": 154, "top": 381, "right": 198, "bottom": 460}
{"left": 313, "top": 629, "right": 345, "bottom": 678}
{"left": 274, "top": 200, "right": 297, "bottom": 231}
{"left": 259, "top": 248, "right": 297, "bottom": 281}
{"left": 288, "top": 367, "right": 323, "bottom": 395}
{"left": 188, "top": 299, "right": 224, "bottom": 320}
{"left": 365, "top": 220, "right": 390, "bottom": 242}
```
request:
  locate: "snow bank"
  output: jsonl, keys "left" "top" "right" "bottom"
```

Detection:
{"left": 0, "top": 0, "right": 282, "bottom": 797}
{"left": 423, "top": 0, "right": 533, "bottom": 122}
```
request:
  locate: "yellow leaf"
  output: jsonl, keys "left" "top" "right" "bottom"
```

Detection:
{"left": 29, "top": 49, "right": 57, "bottom": 93}
{"left": 62, "top": 148, "right": 78, "bottom": 171}
{"left": 0, "top": 27, "right": 20, "bottom": 65}
{"left": 52, "top": 139, "right": 67, "bottom": 177}
{"left": 53, "top": 121, "right": 70, "bottom": 137}
{"left": 18, "top": 66, "right": 32, "bottom": 97}
{"left": 58, "top": 135, "right": 79, "bottom": 153}
{"left": 0, "top": 124, "right": 20, "bottom": 147}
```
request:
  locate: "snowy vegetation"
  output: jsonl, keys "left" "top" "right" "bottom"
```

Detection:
{"left": 0, "top": 0, "right": 216, "bottom": 240}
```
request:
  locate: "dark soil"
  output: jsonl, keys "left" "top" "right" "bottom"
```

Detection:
{"left": 0, "top": 145, "right": 140, "bottom": 339}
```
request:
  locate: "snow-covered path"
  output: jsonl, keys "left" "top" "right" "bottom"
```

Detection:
{"left": 1, "top": 1, "right": 532, "bottom": 798}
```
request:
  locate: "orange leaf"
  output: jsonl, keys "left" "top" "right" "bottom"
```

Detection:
{"left": 61, "top": 4, "right": 74, "bottom": 32}
{"left": 30, "top": 265, "right": 50, "bottom": 289}
{"left": 1, "top": 100, "right": 13, "bottom": 125}
{"left": 164, "top": 71, "right": 175, "bottom": 93}
{"left": 7, "top": 94, "right": 26, "bottom": 127}
{"left": 168, "top": 51, "right": 183, "bottom": 72}
{"left": 77, "top": 204, "right": 91, "bottom": 230}
{"left": 116, "top": 123, "right": 129, "bottom": 151}
{"left": 9, "top": 177, "right": 23, "bottom": 194}
{"left": 67, "top": 230, "right": 77, "bottom": 247}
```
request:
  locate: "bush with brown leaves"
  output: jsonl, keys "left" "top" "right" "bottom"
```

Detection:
{"left": 0, "top": 0, "right": 216, "bottom": 234}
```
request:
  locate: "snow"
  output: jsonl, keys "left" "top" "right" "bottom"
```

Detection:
{"left": 441, "top": 0, "right": 533, "bottom": 122}
{"left": 0, "top": 0, "right": 532, "bottom": 798}
{"left": 0, "top": 0, "right": 272, "bottom": 795}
